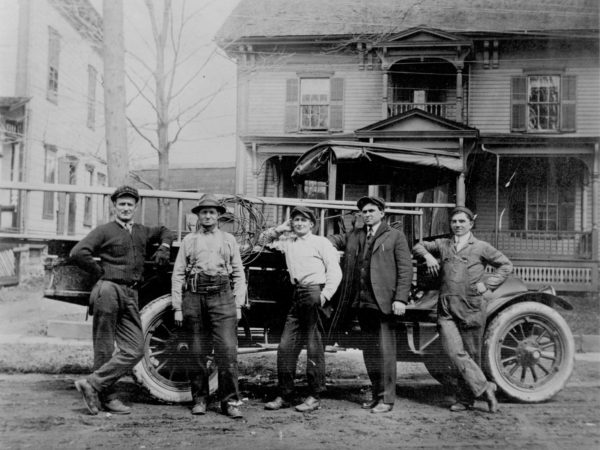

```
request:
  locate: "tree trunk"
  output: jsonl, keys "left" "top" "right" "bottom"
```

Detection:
{"left": 103, "top": 0, "right": 129, "bottom": 187}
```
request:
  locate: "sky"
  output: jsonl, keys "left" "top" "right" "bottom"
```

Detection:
{"left": 91, "top": 0, "right": 241, "bottom": 169}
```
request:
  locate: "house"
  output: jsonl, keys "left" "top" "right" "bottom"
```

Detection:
{"left": 216, "top": 0, "right": 600, "bottom": 292}
{"left": 0, "top": 0, "right": 107, "bottom": 240}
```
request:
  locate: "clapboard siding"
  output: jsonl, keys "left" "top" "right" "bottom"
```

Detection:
{"left": 469, "top": 40, "right": 599, "bottom": 134}
{"left": 8, "top": 0, "right": 107, "bottom": 238}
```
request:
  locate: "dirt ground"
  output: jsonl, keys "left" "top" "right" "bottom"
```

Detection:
{"left": 0, "top": 354, "right": 599, "bottom": 450}
{"left": 0, "top": 282, "right": 599, "bottom": 449}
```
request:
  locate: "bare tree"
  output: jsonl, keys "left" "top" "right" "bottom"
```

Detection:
{"left": 103, "top": 0, "right": 129, "bottom": 186}
{"left": 126, "top": 0, "right": 225, "bottom": 223}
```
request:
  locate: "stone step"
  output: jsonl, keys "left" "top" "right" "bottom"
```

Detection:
{"left": 47, "top": 320, "right": 92, "bottom": 340}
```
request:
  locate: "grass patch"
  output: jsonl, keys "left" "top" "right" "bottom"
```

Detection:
{"left": 560, "top": 293, "right": 600, "bottom": 336}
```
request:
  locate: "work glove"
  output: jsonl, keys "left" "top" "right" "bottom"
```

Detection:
{"left": 152, "top": 245, "right": 170, "bottom": 266}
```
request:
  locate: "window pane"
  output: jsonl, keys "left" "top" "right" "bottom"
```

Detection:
{"left": 527, "top": 75, "right": 560, "bottom": 131}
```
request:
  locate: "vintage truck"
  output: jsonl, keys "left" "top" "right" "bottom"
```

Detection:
{"left": 40, "top": 192, "right": 575, "bottom": 406}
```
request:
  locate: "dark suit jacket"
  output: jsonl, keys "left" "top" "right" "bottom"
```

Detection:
{"left": 329, "top": 222, "right": 412, "bottom": 315}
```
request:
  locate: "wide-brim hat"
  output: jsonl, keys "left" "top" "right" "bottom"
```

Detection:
{"left": 357, "top": 196, "right": 385, "bottom": 211}
{"left": 191, "top": 194, "right": 226, "bottom": 215}
{"left": 111, "top": 185, "right": 140, "bottom": 203}
{"left": 290, "top": 205, "right": 316, "bottom": 224}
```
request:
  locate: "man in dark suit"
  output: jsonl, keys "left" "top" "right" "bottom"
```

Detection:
{"left": 328, "top": 196, "right": 412, "bottom": 413}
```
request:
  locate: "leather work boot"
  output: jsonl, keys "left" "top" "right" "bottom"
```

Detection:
{"left": 222, "top": 401, "right": 243, "bottom": 419}
{"left": 361, "top": 395, "right": 380, "bottom": 410}
{"left": 449, "top": 402, "right": 473, "bottom": 412}
{"left": 370, "top": 400, "right": 393, "bottom": 414}
{"left": 265, "top": 396, "right": 290, "bottom": 410}
{"left": 74, "top": 379, "right": 100, "bottom": 415}
{"left": 484, "top": 382, "right": 499, "bottom": 413}
{"left": 191, "top": 400, "right": 207, "bottom": 415}
{"left": 102, "top": 398, "right": 131, "bottom": 415}
{"left": 295, "top": 396, "right": 320, "bottom": 412}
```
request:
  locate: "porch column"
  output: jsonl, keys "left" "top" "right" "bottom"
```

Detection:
{"left": 456, "top": 172, "right": 466, "bottom": 206}
{"left": 382, "top": 72, "right": 389, "bottom": 119}
{"left": 455, "top": 67, "right": 463, "bottom": 123}
{"left": 592, "top": 143, "right": 599, "bottom": 263}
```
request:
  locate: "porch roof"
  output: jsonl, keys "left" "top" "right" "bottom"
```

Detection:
{"left": 291, "top": 140, "right": 463, "bottom": 182}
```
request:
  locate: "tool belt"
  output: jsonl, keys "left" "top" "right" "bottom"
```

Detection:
{"left": 185, "top": 273, "right": 230, "bottom": 294}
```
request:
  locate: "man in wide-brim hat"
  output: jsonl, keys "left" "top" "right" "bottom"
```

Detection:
{"left": 171, "top": 193, "right": 246, "bottom": 419}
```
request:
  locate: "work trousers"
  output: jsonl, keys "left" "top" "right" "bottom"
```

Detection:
{"left": 87, "top": 280, "right": 145, "bottom": 400}
{"left": 277, "top": 284, "right": 326, "bottom": 400}
{"left": 182, "top": 286, "right": 240, "bottom": 404}
{"left": 438, "top": 318, "right": 489, "bottom": 404}
{"left": 357, "top": 308, "right": 397, "bottom": 405}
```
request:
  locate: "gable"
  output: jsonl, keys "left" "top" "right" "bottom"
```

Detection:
{"left": 385, "top": 28, "right": 467, "bottom": 45}
{"left": 355, "top": 109, "right": 478, "bottom": 137}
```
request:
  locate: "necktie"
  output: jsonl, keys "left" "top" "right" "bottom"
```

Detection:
{"left": 363, "top": 226, "right": 373, "bottom": 258}
{"left": 125, "top": 223, "right": 133, "bottom": 234}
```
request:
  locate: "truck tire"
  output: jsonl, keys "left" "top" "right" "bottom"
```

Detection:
{"left": 132, "top": 295, "right": 217, "bottom": 403}
{"left": 483, "top": 301, "right": 575, "bottom": 403}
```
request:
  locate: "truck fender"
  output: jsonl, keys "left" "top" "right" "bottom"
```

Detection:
{"left": 486, "top": 291, "right": 573, "bottom": 321}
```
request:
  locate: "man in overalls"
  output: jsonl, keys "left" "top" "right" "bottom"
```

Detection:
{"left": 412, "top": 206, "right": 512, "bottom": 412}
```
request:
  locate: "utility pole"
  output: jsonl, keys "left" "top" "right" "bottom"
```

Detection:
{"left": 103, "top": 0, "right": 129, "bottom": 186}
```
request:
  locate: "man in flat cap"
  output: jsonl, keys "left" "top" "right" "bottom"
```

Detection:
{"left": 262, "top": 205, "right": 342, "bottom": 412}
{"left": 71, "top": 185, "right": 173, "bottom": 415}
{"left": 171, "top": 194, "right": 246, "bottom": 419}
{"left": 328, "top": 196, "right": 412, "bottom": 413}
{"left": 413, "top": 206, "right": 511, "bottom": 413}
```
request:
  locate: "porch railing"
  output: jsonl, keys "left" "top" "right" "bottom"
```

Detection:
{"left": 476, "top": 229, "right": 594, "bottom": 260}
{"left": 387, "top": 102, "right": 456, "bottom": 120}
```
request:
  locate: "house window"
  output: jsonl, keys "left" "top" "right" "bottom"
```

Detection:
{"left": 525, "top": 185, "right": 575, "bottom": 231}
{"left": 43, "top": 145, "right": 57, "bottom": 219}
{"left": 508, "top": 160, "right": 578, "bottom": 232}
{"left": 511, "top": 75, "right": 576, "bottom": 132}
{"left": 300, "top": 78, "right": 329, "bottom": 130}
{"left": 47, "top": 27, "right": 61, "bottom": 103}
{"left": 87, "top": 65, "right": 97, "bottom": 129}
{"left": 285, "top": 77, "right": 344, "bottom": 132}
{"left": 96, "top": 173, "right": 107, "bottom": 224}
{"left": 83, "top": 165, "right": 94, "bottom": 227}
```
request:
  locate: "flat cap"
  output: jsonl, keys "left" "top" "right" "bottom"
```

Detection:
{"left": 111, "top": 185, "right": 140, "bottom": 202}
{"left": 191, "top": 194, "right": 226, "bottom": 215}
{"left": 357, "top": 196, "right": 385, "bottom": 212}
{"left": 290, "top": 205, "right": 316, "bottom": 224}
{"left": 450, "top": 206, "right": 476, "bottom": 221}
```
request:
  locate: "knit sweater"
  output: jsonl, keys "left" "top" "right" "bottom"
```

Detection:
{"left": 70, "top": 221, "right": 173, "bottom": 284}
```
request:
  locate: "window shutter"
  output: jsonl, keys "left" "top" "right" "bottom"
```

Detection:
{"left": 560, "top": 75, "right": 576, "bottom": 132}
{"left": 510, "top": 76, "right": 527, "bottom": 132}
{"left": 284, "top": 78, "right": 299, "bottom": 132}
{"left": 329, "top": 77, "right": 344, "bottom": 131}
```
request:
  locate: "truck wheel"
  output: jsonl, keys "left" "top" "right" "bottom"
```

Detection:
{"left": 132, "top": 295, "right": 217, "bottom": 403}
{"left": 483, "top": 301, "right": 574, "bottom": 403}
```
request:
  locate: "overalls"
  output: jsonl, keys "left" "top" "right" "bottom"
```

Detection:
{"left": 437, "top": 245, "right": 490, "bottom": 405}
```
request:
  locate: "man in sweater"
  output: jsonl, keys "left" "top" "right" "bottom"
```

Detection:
{"left": 262, "top": 206, "right": 342, "bottom": 412}
{"left": 71, "top": 185, "right": 173, "bottom": 415}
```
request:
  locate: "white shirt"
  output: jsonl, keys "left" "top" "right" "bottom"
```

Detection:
{"left": 454, "top": 232, "right": 472, "bottom": 252}
{"left": 263, "top": 231, "right": 342, "bottom": 301}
